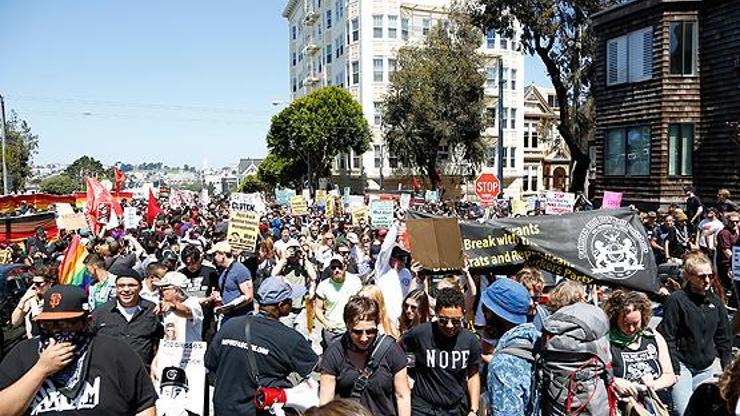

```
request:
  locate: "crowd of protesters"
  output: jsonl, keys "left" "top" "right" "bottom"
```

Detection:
{"left": 0, "top": 184, "right": 738, "bottom": 416}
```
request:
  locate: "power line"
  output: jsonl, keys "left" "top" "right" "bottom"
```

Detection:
{"left": 18, "top": 108, "right": 263, "bottom": 126}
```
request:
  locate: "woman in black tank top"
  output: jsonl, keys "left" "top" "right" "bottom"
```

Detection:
{"left": 604, "top": 290, "right": 677, "bottom": 407}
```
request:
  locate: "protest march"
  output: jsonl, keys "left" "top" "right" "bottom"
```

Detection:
{"left": 0, "top": 179, "right": 738, "bottom": 416}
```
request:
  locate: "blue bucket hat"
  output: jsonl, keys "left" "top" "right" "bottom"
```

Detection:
{"left": 481, "top": 277, "right": 531, "bottom": 325}
{"left": 257, "top": 277, "right": 292, "bottom": 306}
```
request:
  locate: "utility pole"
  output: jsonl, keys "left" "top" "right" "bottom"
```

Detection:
{"left": 496, "top": 57, "right": 505, "bottom": 199}
{"left": 0, "top": 94, "right": 8, "bottom": 195}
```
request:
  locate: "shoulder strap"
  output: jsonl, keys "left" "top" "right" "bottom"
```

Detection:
{"left": 365, "top": 335, "right": 394, "bottom": 374}
{"left": 244, "top": 316, "right": 261, "bottom": 387}
{"left": 498, "top": 342, "right": 536, "bottom": 362}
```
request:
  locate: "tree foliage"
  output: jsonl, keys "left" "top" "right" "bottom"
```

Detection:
{"left": 256, "top": 152, "right": 305, "bottom": 190}
{"left": 382, "top": 11, "right": 487, "bottom": 188}
{"left": 266, "top": 86, "right": 371, "bottom": 194}
{"left": 2, "top": 110, "right": 39, "bottom": 192}
{"left": 39, "top": 175, "right": 78, "bottom": 195}
{"left": 467, "top": 0, "right": 622, "bottom": 192}
{"left": 64, "top": 155, "right": 107, "bottom": 189}
{"left": 238, "top": 174, "right": 268, "bottom": 193}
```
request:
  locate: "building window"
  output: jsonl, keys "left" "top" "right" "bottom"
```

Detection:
{"left": 351, "top": 61, "right": 359, "bottom": 84}
{"left": 485, "top": 66, "right": 497, "bottom": 89}
{"left": 374, "top": 145, "right": 382, "bottom": 168}
{"left": 373, "top": 15, "right": 384, "bottom": 38}
{"left": 499, "top": 32, "right": 508, "bottom": 49}
{"left": 501, "top": 67, "right": 508, "bottom": 89}
{"left": 422, "top": 18, "right": 431, "bottom": 36}
{"left": 605, "top": 126, "right": 651, "bottom": 176}
{"left": 523, "top": 172, "right": 529, "bottom": 192}
{"left": 373, "top": 58, "right": 384, "bottom": 82}
{"left": 531, "top": 167, "right": 538, "bottom": 192}
{"left": 388, "top": 58, "right": 398, "bottom": 77}
{"left": 509, "top": 147, "right": 516, "bottom": 168}
{"left": 510, "top": 68, "right": 517, "bottom": 90}
{"left": 352, "top": 150, "right": 361, "bottom": 169}
{"left": 326, "top": 10, "right": 332, "bottom": 29}
{"left": 670, "top": 21, "right": 697, "bottom": 75}
{"left": 486, "top": 29, "right": 496, "bottom": 48}
{"left": 292, "top": 77, "right": 297, "bottom": 93}
{"left": 438, "top": 145, "right": 449, "bottom": 161}
{"left": 291, "top": 25, "right": 297, "bottom": 40}
{"left": 401, "top": 17, "right": 409, "bottom": 40}
{"left": 502, "top": 147, "right": 508, "bottom": 168}
{"left": 374, "top": 102, "right": 382, "bottom": 125}
{"left": 547, "top": 94, "right": 556, "bottom": 108}
{"left": 388, "top": 15, "right": 398, "bottom": 38}
{"left": 336, "top": 0, "right": 343, "bottom": 18}
{"left": 668, "top": 123, "right": 693, "bottom": 176}
{"left": 351, "top": 17, "right": 359, "bottom": 42}
{"left": 606, "top": 26, "right": 653, "bottom": 86}
{"left": 510, "top": 108, "right": 517, "bottom": 129}
{"left": 502, "top": 107, "right": 509, "bottom": 129}
{"left": 524, "top": 123, "right": 530, "bottom": 148}
{"left": 531, "top": 126, "right": 539, "bottom": 148}
{"left": 325, "top": 44, "right": 332, "bottom": 64}
{"left": 292, "top": 52, "right": 297, "bottom": 66}
{"left": 487, "top": 107, "right": 496, "bottom": 128}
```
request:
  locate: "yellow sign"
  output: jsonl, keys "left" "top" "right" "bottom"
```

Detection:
{"left": 315, "top": 190, "right": 327, "bottom": 206}
{"left": 290, "top": 196, "right": 308, "bottom": 216}
{"left": 351, "top": 206, "right": 369, "bottom": 226}
{"left": 512, "top": 199, "right": 528, "bottom": 216}
{"left": 227, "top": 211, "right": 260, "bottom": 253}
{"left": 326, "top": 196, "right": 335, "bottom": 218}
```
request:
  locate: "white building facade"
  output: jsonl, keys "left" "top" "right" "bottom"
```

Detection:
{"left": 283, "top": 0, "right": 525, "bottom": 196}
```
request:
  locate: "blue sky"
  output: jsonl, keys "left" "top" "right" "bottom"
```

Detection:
{"left": 0, "top": 1, "right": 552, "bottom": 168}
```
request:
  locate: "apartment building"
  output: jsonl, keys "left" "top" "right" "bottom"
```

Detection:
{"left": 283, "top": 0, "right": 525, "bottom": 196}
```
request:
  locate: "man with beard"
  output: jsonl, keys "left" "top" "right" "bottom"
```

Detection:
{"left": 315, "top": 255, "right": 362, "bottom": 350}
{"left": 92, "top": 266, "right": 162, "bottom": 367}
{"left": 0, "top": 285, "right": 157, "bottom": 415}
{"left": 401, "top": 287, "right": 481, "bottom": 416}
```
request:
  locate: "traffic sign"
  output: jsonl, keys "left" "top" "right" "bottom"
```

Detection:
{"left": 475, "top": 173, "right": 500, "bottom": 202}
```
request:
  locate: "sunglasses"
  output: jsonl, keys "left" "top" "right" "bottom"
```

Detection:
{"left": 437, "top": 317, "right": 463, "bottom": 327}
{"left": 404, "top": 303, "right": 418, "bottom": 310}
{"left": 32, "top": 281, "right": 47, "bottom": 287}
{"left": 330, "top": 264, "right": 344, "bottom": 270}
{"left": 350, "top": 328, "right": 378, "bottom": 336}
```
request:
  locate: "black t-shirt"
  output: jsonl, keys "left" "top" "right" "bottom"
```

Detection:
{"left": 320, "top": 334, "right": 407, "bottom": 416}
{"left": 179, "top": 264, "right": 219, "bottom": 298}
{"left": 205, "top": 313, "right": 318, "bottom": 416}
{"left": 686, "top": 196, "right": 703, "bottom": 222}
{"left": 401, "top": 322, "right": 481, "bottom": 409}
{"left": 0, "top": 335, "right": 156, "bottom": 415}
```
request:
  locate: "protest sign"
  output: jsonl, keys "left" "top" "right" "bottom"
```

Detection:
{"left": 325, "top": 196, "right": 335, "bottom": 218}
{"left": 56, "top": 213, "right": 88, "bottom": 231}
{"left": 733, "top": 246, "right": 740, "bottom": 282}
{"left": 602, "top": 191, "right": 623, "bottom": 209}
{"left": 230, "top": 192, "right": 266, "bottom": 214}
{"left": 290, "top": 195, "right": 308, "bottom": 216}
{"left": 123, "top": 207, "right": 138, "bottom": 229}
{"left": 154, "top": 340, "right": 207, "bottom": 416}
{"left": 351, "top": 206, "right": 370, "bottom": 226}
{"left": 315, "top": 190, "right": 327, "bottom": 207}
{"left": 408, "top": 208, "right": 659, "bottom": 293}
{"left": 407, "top": 217, "right": 464, "bottom": 270}
{"left": 512, "top": 199, "right": 528, "bottom": 216}
{"left": 425, "top": 190, "right": 438, "bottom": 203}
{"left": 370, "top": 200, "right": 394, "bottom": 228}
{"left": 56, "top": 203, "right": 75, "bottom": 216}
{"left": 348, "top": 195, "right": 365, "bottom": 208}
{"left": 274, "top": 189, "right": 295, "bottom": 206}
{"left": 227, "top": 211, "right": 260, "bottom": 253}
{"left": 545, "top": 191, "right": 575, "bottom": 215}
{"left": 399, "top": 193, "right": 411, "bottom": 211}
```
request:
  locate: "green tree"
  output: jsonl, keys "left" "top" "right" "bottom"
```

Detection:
{"left": 64, "top": 155, "right": 107, "bottom": 189}
{"left": 382, "top": 12, "right": 487, "bottom": 189}
{"left": 238, "top": 175, "right": 267, "bottom": 193}
{"left": 256, "top": 153, "right": 305, "bottom": 190}
{"left": 467, "top": 0, "right": 621, "bottom": 192}
{"left": 39, "top": 175, "right": 78, "bottom": 195}
{"left": 266, "top": 86, "right": 371, "bottom": 195}
{"left": 2, "top": 110, "right": 39, "bottom": 192}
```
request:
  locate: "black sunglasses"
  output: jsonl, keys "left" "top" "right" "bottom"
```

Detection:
{"left": 437, "top": 317, "right": 463, "bottom": 327}
{"left": 350, "top": 328, "right": 378, "bottom": 336}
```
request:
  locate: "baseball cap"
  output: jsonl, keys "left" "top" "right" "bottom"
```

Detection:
{"left": 647, "top": 211, "right": 657, "bottom": 219}
{"left": 481, "top": 278, "right": 531, "bottom": 325}
{"left": 257, "top": 277, "right": 292, "bottom": 306}
{"left": 391, "top": 244, "right": 410, "bottom": 259}
{"left": 154, "top": 271, "right": 190, "bottom": 289}
{"left": 207, "top": 241, "right": 233, "bottom": 255}
{"left": 35, "top": 285, "right": 91, "bottom": 321}
{"left": 329, "top": 254, "right": 346, "bottom": 265}
{"left": 346, "top": 233, "right": 359, "bottom": 244}
{"left": 160, "top": 366, "right": 189, "bottom": 390}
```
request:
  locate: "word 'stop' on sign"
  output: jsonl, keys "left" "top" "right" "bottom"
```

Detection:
{"left": 475, "top": 173, "right": 500, "bottom": 202}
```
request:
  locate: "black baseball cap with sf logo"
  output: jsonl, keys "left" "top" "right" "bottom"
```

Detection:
{"left": 35, "top": 285, "right": 90, "bottom": 321}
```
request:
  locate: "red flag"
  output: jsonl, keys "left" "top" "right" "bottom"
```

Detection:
{"left": 114, "top": 168, "right": 126, "bottom": 193}
{"left": 84, "top": 177, "right": 124, "bottom": 235}
{"left": 147, "top": 189, "right": 161, "bottom": 225}
{"left": 412, "top": 176, "right": 420, "bottom": 193}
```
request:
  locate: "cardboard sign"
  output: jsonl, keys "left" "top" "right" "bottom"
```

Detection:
{"left": 55, "top": 203, "right": 75, "bottom": 216}
{"left": 425, "top": 190, "right": 438, "bottom": 203}
{"left": 370, "top": 200, "right": 395, "bottom": 229}
{"left": 351, "top": 206, "right": 370, "bottom": 226}
{"left": 325, "top": 196, "right": 335, "bottom": 218}
{"left": 400, "top": 193, "right": 411, "bottom": 211}
{"left": 407, "top": 217, "right": 465, "bottom": 270}
{"left": 56, "top": 213, "right": 88, "bottom": 231}
{"left": 349, "top": 195, "right": 365, "bottom": 208}
{"left": 733, "top": 246, "right": 740, "bottom": 282}
{"left": 227, "top": 211, "right": 260, "bottom": 253}
{"left": 154, "top": 340, "right": 207, "bottom": 416}
{"left": 602, "top": 191, "right": 623, "bottom": 209}
{"left": 123, "top": 207, "right": 138, "bottom": 230}
{"left": 275, "top": 189, "right": 296, "bottom": 206}
{"left": 290, "top": 196, "right": 308, "bottom": 216}
{"left": 230, "top": 192, "right": 266, "bottom": 214}
{"left": 512, "top": 199, "right": 528, "bottom": 216}
{"left": 545, "top": 191, "right": 575, "bottom": 215}
{"left": 315, "top": 190, "right": 327, "bottom": 207}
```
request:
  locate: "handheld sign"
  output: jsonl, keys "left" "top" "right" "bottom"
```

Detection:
{"left": 290, "top": 196, "right": 308, "bottom": 216}
{"left": 370, "top": 200, "right": 394, "bottom": 228}
{"left": 475, "top": 173, "right": 500, "bottom": 204}
{"left": 227, "top": 211, "right": 260, "bottom": 253}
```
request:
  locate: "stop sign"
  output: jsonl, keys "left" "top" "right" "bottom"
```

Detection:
{"left": 475, "top": 173, "right": 500, "bottom": 202}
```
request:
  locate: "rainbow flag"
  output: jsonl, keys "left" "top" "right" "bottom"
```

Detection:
{"left": 58, "top": 235, "right": 92, "bottom": 290}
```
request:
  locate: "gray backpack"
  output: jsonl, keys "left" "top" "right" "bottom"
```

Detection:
{"left": 539, "top": 303, "right": 616, "bottom": 416}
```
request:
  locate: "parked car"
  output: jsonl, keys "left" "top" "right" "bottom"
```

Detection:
{"left": 0, "top": 264, "right": 34, "bottom": 360}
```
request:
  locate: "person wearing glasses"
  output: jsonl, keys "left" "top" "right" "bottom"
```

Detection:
{"left": 319, "top": 296, "right": 410, "bottom": 416}
{"left": 658, "top": 251, "right": 733, "bottom": 415}
{"left": 401, "top": 287, "right": 481, "bottom": 416}
{"left": 315, "top": 255, "right": 362, "bottom": 350}
{"left": 11, "top": 266, "right": 56, "bottom": 339}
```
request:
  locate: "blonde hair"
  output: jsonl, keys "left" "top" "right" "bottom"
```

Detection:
{"left": 437, "top": 275, "right": 461, "bottom": 292}
{"left": 358, "top": 285, "right": 399, "bottom": 338}
{"left": 547, "top": 280, "right": 586, "bottom": 312}
{"left": 515, "top": 267, "right": 545, "bottom": 295}
{"left": 683, "top": 250, "right": 712, "bottom": 277}
{"left": 304, "top": 399, "right": 373, "bottom": 416}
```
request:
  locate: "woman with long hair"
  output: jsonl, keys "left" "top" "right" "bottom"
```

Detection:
{"left": 397, "top": 289, "right": 430, "bottom": 337}
{"left": 358, "top": 285, "right": 399, "bottom": 338}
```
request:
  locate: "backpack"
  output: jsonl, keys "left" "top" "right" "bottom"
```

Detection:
{"left": 539, "top": 303, "right": 616, "bottom": 416}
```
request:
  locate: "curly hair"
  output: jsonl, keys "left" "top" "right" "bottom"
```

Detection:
{"left": 603, "top": 289, "right": 652, "bottom": 329}
{"left": 434, "top": 287, "right": 465, "bottom": 313}
{"left": 515, "top": 267, "right": 545, "bottom": 295}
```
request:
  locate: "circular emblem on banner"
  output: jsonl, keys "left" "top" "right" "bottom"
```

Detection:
{"left": 577, "top": 216, "right": 648, "bottom": 280}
